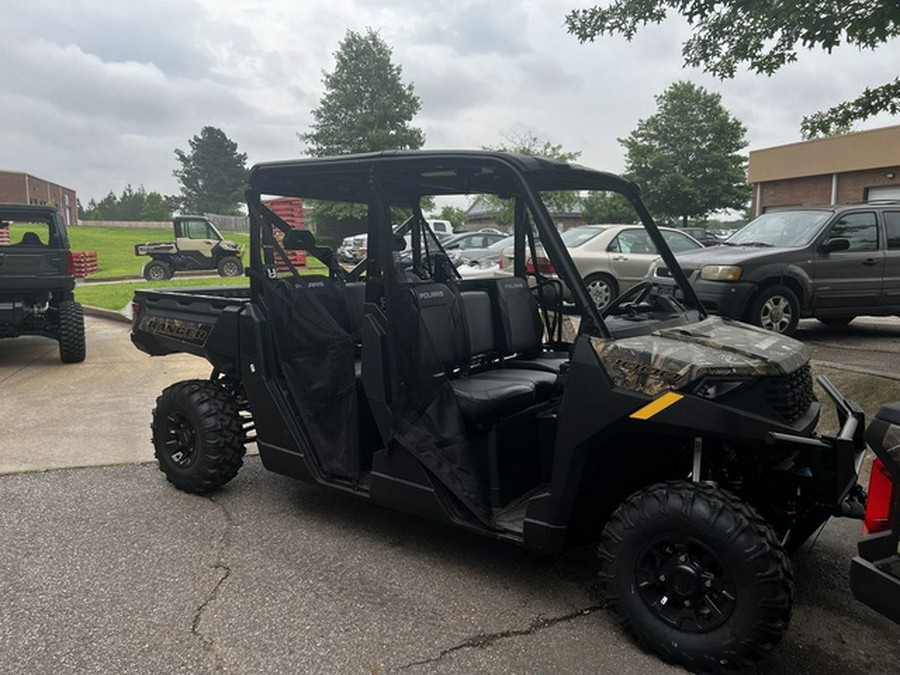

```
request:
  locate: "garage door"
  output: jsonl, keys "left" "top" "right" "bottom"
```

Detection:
{"left": 868, "top": 185, "right": 900, "bottom": 201}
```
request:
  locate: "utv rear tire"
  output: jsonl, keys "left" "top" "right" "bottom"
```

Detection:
{"left": 217, "top": 256, "right": 243, "bottom": 277}
{"left": 58, "top": 300, "right": 86, "bottom": 363}
{"left": 152, "top": 380, "right": 245, "bottom": 494}
{"left": 598, "top": 481, "right": 792, "bottom": 672}
{"left": 144, "top": 260, "right": 172, "bottom": 281}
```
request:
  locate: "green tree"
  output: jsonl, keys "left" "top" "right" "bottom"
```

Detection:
{"left": 80, "top": 185, "right": 173, "bottom": 221}
{"left": 581, "top": 192, "right": 635, "bottom": 224}
{"left": 173, "top": 126, "right": 248, "bottom": 215}
{"left": 434, "top": 205, "right": 469, "bottom": 231}
{"left": 480, "top": 131, "right": 582, "bottom": 226}
{"left": 620, "top": 81, "right": 749, "bottom": 227}
{"left": 566, "top": 1, "right": 900, "bottom": 137}
{"left": 301, "top": 29, "right": 424, "bottom": 156}
{"left": 300, "top": 29, "right": 425, "bottom": 230}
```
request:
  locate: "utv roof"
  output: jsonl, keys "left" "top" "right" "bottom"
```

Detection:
{"left": 248, "top": 150, "right": 642, "bottom": 204}
{"left": 0, "top": 203, "right": 59, "bottom": 219}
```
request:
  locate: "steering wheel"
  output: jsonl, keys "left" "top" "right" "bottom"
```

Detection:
{"left": 601, "top": 280, "right": 654, "bottom": 317}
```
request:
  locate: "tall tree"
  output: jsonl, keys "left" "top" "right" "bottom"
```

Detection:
{"left": 566, "top": 1, "right": 900, "bottom": 137}
{"left": 620, "top": 81, "right": 749, "bottom": 227}
{"left": 581, "top": 192, "right": 635, "bottom": 224}
{"left": 301, "top": 28, "right": 424, "bottom": 156}
{"left": 480, "top": 131, "right": 582, "bottom": 226}
{"left": 173, "top": 126, "right": 248, "bottom": 215}
{"left": 80, "top": 185, "right": 174, "bottom": 221}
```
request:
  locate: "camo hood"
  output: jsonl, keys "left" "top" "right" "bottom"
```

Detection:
{"left": 591, "top": 316, "right": 810, "bottom": 396}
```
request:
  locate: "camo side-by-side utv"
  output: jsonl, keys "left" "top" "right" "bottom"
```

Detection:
{"left": 131, "top": 151, "right": 890, "bottom": 671}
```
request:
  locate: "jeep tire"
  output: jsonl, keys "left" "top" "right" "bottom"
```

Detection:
{"left": 217, "top": 256, "right": 243, "bottom": 277}
{"left": 152, "top": 379, "right": 245, "bottom": 494}
{"left": 58, "top": 300, "right": 86, "bottom": 363}
{"left": 598, "top": 481, "right": 792, "bottom": 672}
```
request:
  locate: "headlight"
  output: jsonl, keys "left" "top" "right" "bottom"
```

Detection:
{"left": 700, "top": 264, "right": 742, "bottom": 281}
{"left": 693, "top": 378, "right": 748, "bottom": 399}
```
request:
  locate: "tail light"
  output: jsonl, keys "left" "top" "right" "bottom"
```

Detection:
{"left": 131, "top": 301, "right": 141, "bottom": 329}
{"left": 66, "top": 251, "right": 75, "bottom": 276}
{"left": 498, "top": 256, "right": 504, "bottom": 270}
{"left": 863, "top": 457, "right": 897, "bottom": 534}
{"left": 525, "top": 256, "right": 555, "bottom": 275}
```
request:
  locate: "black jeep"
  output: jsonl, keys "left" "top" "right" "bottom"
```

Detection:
{"left": 131, "top": 151, "right": 887, "bottom": 671}
{"left": 0, "top": 203, "right": 85, "bottom": 363}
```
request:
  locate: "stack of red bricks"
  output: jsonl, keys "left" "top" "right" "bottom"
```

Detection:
{"left": 71, "top": 251, "right": 98, "bottom": 278}
{"left": 263, "top": 197, "right": 308, "bottom": 271}
{"left": 0, "top": 228, "right": 9, "bottom": 245}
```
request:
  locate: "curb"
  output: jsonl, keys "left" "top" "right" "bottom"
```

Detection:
{"left": 82, "top": 305, "right": 131, "bottom": 325}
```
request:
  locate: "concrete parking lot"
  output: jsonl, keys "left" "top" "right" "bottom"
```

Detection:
{"left": 1, "top": 316, "right": 898, "bottom": 674}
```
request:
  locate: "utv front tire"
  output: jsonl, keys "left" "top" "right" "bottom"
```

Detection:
{"left": 217, "top": 256, "right": 243, "bottom": 277}
{"left": 598, "top": 481, "right": 792, "bottom": 672}
{"left": 58, "top": 300, "right": 86, "bottom": 363}
{"left": 152, "top": 380, "right": 245, "bottom": 493}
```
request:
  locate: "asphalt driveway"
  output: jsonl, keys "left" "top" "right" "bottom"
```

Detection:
{"left": 0, "top": 317, "right": 898, "bottom": 674}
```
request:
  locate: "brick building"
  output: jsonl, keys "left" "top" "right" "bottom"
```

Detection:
{"left": 748, "top": 124, "right": 900, "bottom": 216}
{"left": 0, "top": 171, "right": 78, "bottom": 226}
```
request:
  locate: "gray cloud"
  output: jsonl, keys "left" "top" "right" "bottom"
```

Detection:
{"left": 0, "top": 0, "right": 896, "bottom": 205}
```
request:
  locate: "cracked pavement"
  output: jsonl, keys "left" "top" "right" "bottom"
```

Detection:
{"left": 1, "top": 319, "right": 898, "bottom": 674}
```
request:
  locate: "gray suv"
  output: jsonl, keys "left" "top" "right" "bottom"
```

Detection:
{"left": 650, "top": 203, "right": 900, "bottom": 335}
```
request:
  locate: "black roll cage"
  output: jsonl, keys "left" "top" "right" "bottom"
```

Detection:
{"left": 244, "top": 150, "right": 705, "bottom": 334}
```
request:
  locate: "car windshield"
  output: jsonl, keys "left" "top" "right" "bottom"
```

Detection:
{"left": 486, "top": 235, "right": 514, "bottom": 251}
{"left": 727, "top": 211, "right": 830, "bottom": 248}
{"left": 561, "top": 226, "right": 606, "bottom": 247}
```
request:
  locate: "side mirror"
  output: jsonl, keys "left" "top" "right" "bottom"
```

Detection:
{"left": 821, "top": 237, "right": 851, "bottom": 253}
{"left": 283, "top": 229, "right": 317, "bottom": 251}
{"left": 392, "top": 234, "right": 407, "bottom": 252}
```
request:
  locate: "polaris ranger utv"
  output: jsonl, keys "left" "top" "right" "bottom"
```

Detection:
{"left": 134, "top": 215, "right": 243, "bottom": 280}
{"left": 0, "top": 203, "right": 85, "bottom": 363}
{"left": 131, "top": 151, "right": 883, "bottom": 671}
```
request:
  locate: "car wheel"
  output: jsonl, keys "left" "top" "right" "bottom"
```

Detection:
{"left": 152, "top": 380, "right": 246, "bottom": 494}
{"left": 584, "top": 273, "right": 618, "bottom": 312}
{"left": 749, "top": 285, "right": 799, "bottom": 335}
{"left": 144, "top": 260, "right": 172, "bottom": 281}
{"left": 599, "top": 481, "right": 793, "bottom": 672}
{"left": 57, "top": 300, "right": 86, "bottom": 363}
{"left": 217, "top": 256, "right": 243, "bottom": 277}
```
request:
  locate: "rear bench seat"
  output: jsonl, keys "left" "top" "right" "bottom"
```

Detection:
{"left": 470, "top": 277, "right": 569, "bottom": 374}
{"left": 411, "top": 282, "right": 571, "bottom": 427}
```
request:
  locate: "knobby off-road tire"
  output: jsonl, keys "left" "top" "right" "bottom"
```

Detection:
{"left": 152, "top": 379, "right": 245, "bottom": 494}
{"left": 598, "top": 481, "right": 793, "bottom": 672}
{"left": 58, "top": 300, "right": 86, "bottom": 363}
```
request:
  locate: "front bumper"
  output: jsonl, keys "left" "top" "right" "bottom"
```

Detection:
{"left": 652, "top": 274, "right": 756, "bottom": 319}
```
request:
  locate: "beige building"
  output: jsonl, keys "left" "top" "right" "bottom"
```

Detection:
{"left": 748, "top": 124, "right": 900, "bottom": 216}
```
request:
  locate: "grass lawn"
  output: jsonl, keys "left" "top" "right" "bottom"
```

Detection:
{"left": 75, "top": 277, "right": 250, "bottom": 311}
{"left": 65, "top": 225, "right": 251, "bottom": 279}
{"left": 75, "top": 262, "right": 328, "bottom": 310}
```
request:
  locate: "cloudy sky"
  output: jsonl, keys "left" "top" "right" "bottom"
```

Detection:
{"left": 1, "top": 0, "right": 897, "bottom": 205}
